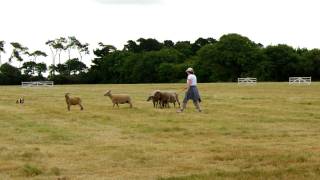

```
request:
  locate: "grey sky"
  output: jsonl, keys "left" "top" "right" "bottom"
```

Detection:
{"left": 95, "top": 0, "right": 163, "bottom": 5}
{"left": 1, "top": 0, "right": 320, "bottom": 67}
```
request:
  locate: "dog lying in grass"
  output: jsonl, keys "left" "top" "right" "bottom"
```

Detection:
{"left": 16, "top": 97, "right": 24, "bottom": 104}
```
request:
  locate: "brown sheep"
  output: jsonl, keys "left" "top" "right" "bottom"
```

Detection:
{"left": 65, "top": 93, "right": 84, "bottom": 111}
{"left": 147, "top": 90, "right": 161, "bottom": 108}
{"left": 104, "top": 90, "right": 132, "bottom": 108}
{"left": 154, "top": 91, "right": 180, "bottom": 108}
{"left": 169, "top": 92, "right": 180, "bottom": 108}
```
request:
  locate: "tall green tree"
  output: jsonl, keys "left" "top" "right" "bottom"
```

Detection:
{"left": 124, "top": 40, "right": 140, "bottom": 53}
{"left": 92, "top": 42, "right": 116, "bottom": 70}
{"left": 303, "top": 49, "right": 320, "bottom": 80}
{"left": 191, "top": 37, "right": 217, "bottom": 53}
{"left": 0, "top": 63, "right": 22, "bottom": 85}
{"left": 56, "top": 63, "right": 68, "bottom": 75}
{"left": 174, "top": 41, "right": 194, "bottom": 58}
{"left": 48, "top": 64, "right": 57, "bottom": 77}
{"left": 9, "top": 42, "right": 29, "bottom": 67}
{"left": 35, "top": 62, "right": 47, "bottom": 77}
{"left": 197, "top": 34, "right": 261, "bottom": 81}
{"left": 65, "top": 58, "right": 87, "bottom": 75}
{"left": 65, "top": 36, "right": 88, "bottom": 61}
{"left": 3, "top": 34, "right": 320, "bottom": 85}
{"left": 137, "top": 38, "right": 162, "bottom": 52}
{"left": 78, "top": 42, "right": 89, "bottom": 61}
{"left": 56, "top": 37, "right": 67, "bottom": 64}
{"left": 95, "top": 43, "right": 116, "bottom": 57}
{"left": 21, "top": 61, "right": 37, "bottom": 76}
{"left": 164, "top": 40, "right": 174, "bottom": 48}
{"left": 46, "top": 37, "right": 66, "bottom": 65}
{"left": 69, "top": 37, "right": 89, "bottom": 61}
{"left": 262, "top": 45, "right": 299, "bottom": 81}
{"left": 46, "top": 40, "right": 57, "bottom": 67}
{"left": 29, "top": 50, "right": 47, "bottom": 63}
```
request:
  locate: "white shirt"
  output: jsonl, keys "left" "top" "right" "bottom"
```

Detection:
{"left": 187, "top": 74, "right": 197, "bottom": 86}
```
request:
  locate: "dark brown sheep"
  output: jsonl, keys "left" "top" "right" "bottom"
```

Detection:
{"left": 154, "top": 91, "right": 180, "bottom": 108}
{"left": 147, "top": 90, "right": 161, "bottom": 108}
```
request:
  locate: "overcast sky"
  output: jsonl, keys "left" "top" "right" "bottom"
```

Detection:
{"left": 1, "top": 0, "right": 320, "bottom": 65}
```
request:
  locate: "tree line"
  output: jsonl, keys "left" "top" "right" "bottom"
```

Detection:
{"left": 1, "top": 33, "right": 320, "bottom": 85}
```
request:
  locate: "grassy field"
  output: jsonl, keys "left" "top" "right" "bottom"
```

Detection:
{"left": 0, "top": 83, "right": 320, "bottom": 180}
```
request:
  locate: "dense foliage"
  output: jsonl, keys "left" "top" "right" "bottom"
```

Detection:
{"left": 1, "top": 33, "right": 320, "bottom": 84}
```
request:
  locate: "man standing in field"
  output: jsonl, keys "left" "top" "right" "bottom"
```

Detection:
{"left": 177, "top": 67, "right": 202, "bottom": 113}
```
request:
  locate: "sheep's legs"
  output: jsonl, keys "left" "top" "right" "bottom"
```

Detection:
{"left": 79, "top": 104, "right": 84, "bottom": 110}
{"left": 161, "top": 101, "right": 166, "bottom": 108}
{"left": 177, "top": 101, "right": 181, "bottom": 108}
{"left": 129, "top": 102, "right": 133, "bottom": 108}
{"left": 175, "top": 94, "right": 181, "bottom": 108}
{"left": 67, "top": 105, "right": 70, "bottom": 111}
{"left": 162, "top": 101, "right": 169, "bottom": 108}
{"left": 155, "top": 101, "right": 158, "bottom": 108}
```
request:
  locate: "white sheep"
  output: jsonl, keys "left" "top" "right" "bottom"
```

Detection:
{"left": 104, "top": 90, "right": 133, "bottom": 108}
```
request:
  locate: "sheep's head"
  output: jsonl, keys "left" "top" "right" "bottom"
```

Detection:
{"left": 65, "top": 93, "right": 70, "bottom": 98}
{"left": 104, "top": 90, "right": 111, "bottom": 97}
{"left": 147, "top": 96, "right": 153, "bottom": 101}
{"left": 154, "top": 91, "right": 161, "bottom": 99}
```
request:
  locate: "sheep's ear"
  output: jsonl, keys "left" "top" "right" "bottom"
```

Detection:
{"left": 104, "top": 90, "right": 111, "bottom": 95}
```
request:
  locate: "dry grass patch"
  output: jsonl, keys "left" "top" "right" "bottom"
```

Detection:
{"left": 0, "top": 83, "right": 320, "bottom": 179}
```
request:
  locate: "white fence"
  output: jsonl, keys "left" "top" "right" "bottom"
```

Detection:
{"left": 21, "top": 81, "right": 54, "bottom": 87}
{"left": 289, "top": 77, "right": 311, "bottom": 85}
{"left": 238, "top": 77, "right": 257, "bottom": 85}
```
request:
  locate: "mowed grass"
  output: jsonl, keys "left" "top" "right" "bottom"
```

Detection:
{"left": 0, "top": 83, "right": 320, "bottom": 179}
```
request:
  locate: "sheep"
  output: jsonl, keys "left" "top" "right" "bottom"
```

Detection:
{"left": 147, "top": 90, "right": 161, "bottom": 108}
{"left": 154, "top": 91, "right": 180, "bottom": 108}
{"left": 154, "top": 91, "right": 170, "bottom": 108}
{"left": 169, "top": 92, "right": 180, "bottom": 108}
{"left": 104, "top": 90, "right": 132, "bottom": 108}
{"left": 65, "top": 93, "right": 84, "bottom": 111}
{"left": 16, "top": 97, "right": 24, "bottom": 104}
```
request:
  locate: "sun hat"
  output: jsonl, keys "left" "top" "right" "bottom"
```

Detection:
{"left": 185, "top": 67, "right": 194, "bottom": 73}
